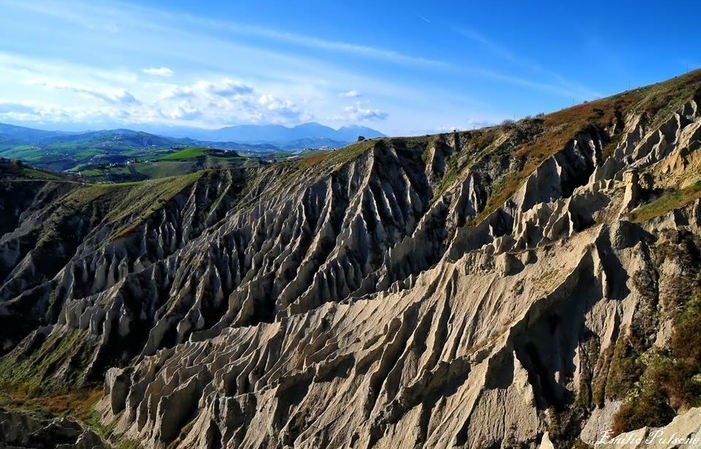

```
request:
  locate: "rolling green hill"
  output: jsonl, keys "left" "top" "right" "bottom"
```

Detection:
{"left": 0, "top": 128, "right": 281, "bottom": 175}
{"left": 0, "top": 129, "right": 189, "bottom": 172}
{"left": 76, "top": 147, "right": 256, "bottom": 182}
{"left": 159, "top": 147, "right": 244, "bottom": 161}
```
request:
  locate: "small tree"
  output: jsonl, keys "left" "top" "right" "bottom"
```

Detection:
{"left": 500, "top": 119, "right": 517, "bottom": 130}
{"left": 357, "top": 135, "right": 366, "bottom": 142}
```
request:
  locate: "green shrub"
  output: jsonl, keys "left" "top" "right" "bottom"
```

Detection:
{"left": 605, "top": 334, "right": 644, "bottom": 400}
{"left": 652, "top": 360, "right": 701, "bottom": 410}
{"left": 610, "top": 293, "right": 701, "bottom": 435}
{"left": 592, "top": 346, "right": 613, "bottom": 407}
{"left": 610, "top": 390, "right": 675, "bottom": 435}
{"left": 671, "top": 301, "right": 701, "bottom": 363}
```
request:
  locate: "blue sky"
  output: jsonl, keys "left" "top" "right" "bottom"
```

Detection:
{"left": 0, "top": 0, "right": 698, "bottom": 136}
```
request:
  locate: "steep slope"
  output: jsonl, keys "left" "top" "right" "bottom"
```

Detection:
{"left": 2, "top": 70, "right": 701, "bottom": 448}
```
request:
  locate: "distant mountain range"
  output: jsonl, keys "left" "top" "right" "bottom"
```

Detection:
{"left": 0, "top": 122, "right": 69, "bottom": 143}
{"left": 0, "top": 122, "right": 385, "bottom": 147}
{"left": 195, "top": 123, "right": 385, "bottom": 143}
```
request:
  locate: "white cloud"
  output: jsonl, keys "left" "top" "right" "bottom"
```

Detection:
{"left": 156, "top": 78, "right": 312, "bottom": 125}
{"left": 339, "top": 90, "right": 362, "bottom": 98}
{"left": 414, "top": 13, "right": 431, "bottom": 23}
{"left": 465, "top": 118, "right": 495, "bottom": 129}
{"left": 257, "top": 94, "right": 312, "bottom": 121}
{"left": 143, "top": 67, "right": 174, "bottom": 77}
{"left": 0, "top": 63, "right": 316, "bottom": 128}
{"left": 205, "top": 79, "right": 254, "bottom": 97}
{"left": 0, "top": 99, "right": 133, "bottom": 124}
{"left": 167, "top": 103, "right": 201, "bottom": 120}
{"left": 25, "top": 78, "right": 140, "bottom": 105}
{"left": 332, "top": 102, "right": 388, "bottom": 122}
{"left": 113, "top": 89, "right": 139, "bottom": 104}
{"left": 0, "top": 101, "right": 38, "bottom": 115}
{"left": 161, "top": 78, "right": 254, "bottom": 100}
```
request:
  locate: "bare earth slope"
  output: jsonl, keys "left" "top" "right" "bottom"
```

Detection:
{"left": 2, "top": 71, "right": 701, "bottom": 448}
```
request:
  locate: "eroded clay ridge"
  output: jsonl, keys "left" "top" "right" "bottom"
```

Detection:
{"left": 2, "top": 74, "right": 701, "bottom": 448}
{"left": 99, "top": 99, "right": 701, "bottom": 448}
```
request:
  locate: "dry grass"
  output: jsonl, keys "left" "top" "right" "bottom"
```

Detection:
{"left": 459, "top": 69, "right": 701, "bottom": 225}
{"left": 475, "top": 94, "right": 640, "bottom": 222}
{"left": 609, "top": 291, "right": 701, "bottom": 434}
{"left": 0, "top": 384, "right": 102, "bottom": 420}
{"left": 465, "top": 324, "right": 512, "bottom": 356}
{"left": 0, "top": 385, "right": 143, "bottom": 449}
{"left": 324, "top": 139, "right": 376, "bottom": 167}
{"left": 301, "top": 150, "right": 332, "bottom": 166}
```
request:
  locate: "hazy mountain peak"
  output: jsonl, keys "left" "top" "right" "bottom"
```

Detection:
{"left": 205, "top": 122, "right": 385, "bottom": 143}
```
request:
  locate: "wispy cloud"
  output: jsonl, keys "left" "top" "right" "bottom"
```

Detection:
{"left": 143, "top": 67, "right": 173, "bottom": 77}
{"left": 0, "top": 99, "right": 136, "bottom": 124}
{"left": 455, "top": 28, "right": 602, "bottom": 100}
{"left": 0, "top": 101, "right": 43, "bottom": 116}
{"left": 25, "top": 79, "right": 139, "bottom": 104}
{"left": 2, "top": 0, "right": 450, "bottom": 69}
{"left": 456, "top": 29, "right": 526, "bottom": 67}
{"left": 2, "top": 69, "right": 315, "bottom": 127}
{"left": 331, "top": 102, "right": 388, "bottom": 122}
{"left": 414, "top": 13, "right": 431, "bottom": 23}
{"left": 340, "top": 90, "right": 362, "bottom": 98}
{"left": 0, "top": 0, "right": 446, "bottom": 118}
{"left": 188, "top": 17, "right": 450, "bottom": 68}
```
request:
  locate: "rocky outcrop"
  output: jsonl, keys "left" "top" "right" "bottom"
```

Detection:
{"left": 0, "top": 409, "right": 106, "bottom": 449}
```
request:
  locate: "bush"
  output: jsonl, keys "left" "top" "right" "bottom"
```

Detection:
{"left": 651, "top": 360, "right": 701, "bottom": 409}
{"left": 609, "top": 232, "right": 701, "bottom": 435}
{"left": 671, "top": 304, "right": 701, "bottom": 363}
{"left": 605, "top": 335, "right": 644, "bottom": 400}
{"left": 610, "top": 390, "right": 675, "bottom": 435}
{"left": 500, "top": 119, "right": 517, "bottom": 129}
{"left": 610, "top": 293, "right": 701, "bottom": 435}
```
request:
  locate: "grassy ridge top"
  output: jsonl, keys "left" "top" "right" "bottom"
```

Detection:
{"left": 0, "top": 158, "right": 69, "bottom": 181}
{"left": 158, "top": 147, "right": 244, "bottom": 161}
{"left": 37, "top": 171, "right": 206, "bottom": 244}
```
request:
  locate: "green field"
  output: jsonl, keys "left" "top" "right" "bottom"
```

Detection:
{"left": 70, "top": 147, "right": 255, "bottom": 182}
{"left": 158, "top": 147, "right": 210, "bottom": 160}
{"left": 0, "top": 129, "right": 262, "bottom": 182}
{"left": 159, "top": 147, "right": 246, "bottom": 161}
